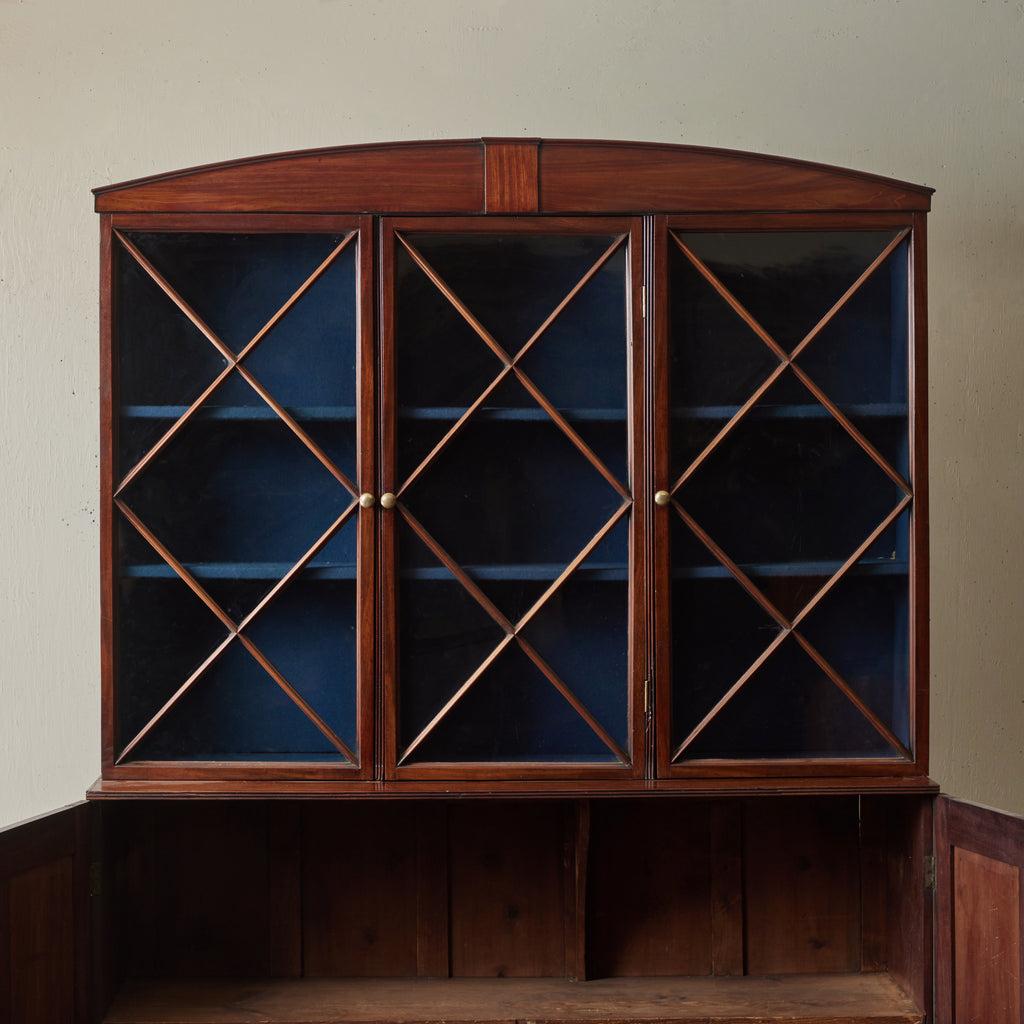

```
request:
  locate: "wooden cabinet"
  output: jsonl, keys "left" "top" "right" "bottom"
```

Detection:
{"left": 10, "top": 138, "right": 1020, "bottom": 1022}
{"left": 95, "top": 141, "right": 930, "bottom": 792}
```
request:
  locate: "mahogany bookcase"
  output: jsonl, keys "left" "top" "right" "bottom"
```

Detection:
{"left": 2, "top": 140, "right": 1022, "bottom": 1024}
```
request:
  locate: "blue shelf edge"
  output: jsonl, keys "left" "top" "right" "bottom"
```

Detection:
{"left": 121, "top": 405, "right": 357, "bottom": 421}
{"left": 673, "top": 403, "right": 908, "bottom": 420}
{"left": 120, "top": 405, "right": 627, "bottom": 423}
{"left": 121, "top": 559, "right": 907, "bottom": 582}
{"left": 119, "top": 562, "right": 629, "bottom": 582}
{"left": 676, "top": 559, "right": 908, "bottom": 579}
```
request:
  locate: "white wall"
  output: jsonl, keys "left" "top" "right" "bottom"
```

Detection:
{"left": 1, "top": 0, "right": 1022, "bottom": 826}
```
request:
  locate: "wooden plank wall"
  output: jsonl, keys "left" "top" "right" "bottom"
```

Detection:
{"left": 107, "top": 796, "right": 931, "bottom": 989}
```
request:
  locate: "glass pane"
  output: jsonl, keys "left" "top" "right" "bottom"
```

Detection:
{"left": 394, "top": 229, "right": 631, "bottom": 766}
{"left": 394, "top": 240, "right": 504, "bottom": 485}
{"left": 670, "top": 516, "right": 782, "bottom": 750}
{"left": 669, "top": 238, "right": 779, "bottom": 476}
{"left": 223, "top": 241, "right": 359, "bottom": 483}
{"left": 678, "top": 230, "right": 899, "bottom": 350}
{"left": 676, "top": 369, "right": 903, "bottom": 620}
{"left": 116, "top": 241, "right": 229, "bottom": 477}
{"left": 124, "top": 232, "right": 345, "bottom": 352}
{"left": 797, "top": 240, "right": 910, "bottom": 477}
{"left": 799, "top": 509, "right": 911, "bottom": 747}
{"left": 130, "top": 641, "right": 342, "bottom": 762}
{"left": 241, "top": 519, "right": 360, "bottom": 754}
{"left": 403, "top": 374, "right": 622, "bottom": 623}
{"left": 405, "top": 232, "right": 615, "bottom": 351}
{"left": 397, "top": 521, "right": 506, "bottom": 755}
{"left": 115, "top": 524, "right": 230, "bottom": 754}
{"left": 683, "top": 636, "right": 899, "bottom": 760}
{"left": 519, "top": 518, "right": 630, "bottom": 750}
{"left": 516, "top": 244, "right": 629, "bottom": 485}
{"left": 119, "top": 397, "right": 352, "bottom": 623}
{"left": 411, "top": 643, "right": 616, "bottom": 763}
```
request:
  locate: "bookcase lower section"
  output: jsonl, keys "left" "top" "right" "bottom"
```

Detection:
{"left": 104, "top": 975, "right": 923, "bottom": 1023}
{"left": 91, "top": 793, "right": 932, "bottom": 1024}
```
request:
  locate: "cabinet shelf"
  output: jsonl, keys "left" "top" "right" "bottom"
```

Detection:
{"left": 399, "top": 406, "right": 625, "bottom": 422}
{"left": 123, "top": 560, "right": 904, "bottom": 583}
{"left": 673, "top": 403, "right": 907, "bottom": 420}
{"left": 103, "top": 974, "right": 923, "bottom": 1024}
{"left": 121, "top": 562, "right": 629, "bottom": 582}
{"left": 675, "top": 558, "right": 908, "bottom": 579}
{"left": 122, "top": 404, "right": 357, "bottom": 421}
{"left": 121, "top": 405, "right": 627, "bottom": 423}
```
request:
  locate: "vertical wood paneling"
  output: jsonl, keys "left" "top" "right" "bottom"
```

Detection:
{"left": 564, "top": 800, "right": 589, "bottom": 981}
{"left": 415, "top": 803, "right": 450, "bottom": 978}
{"left": 303, "top": 803, "right": 421, "bottom": 977}
{"left": 449, "top": 802, "right": 567, "bottom": 977}
{"left": 743, "top": 797, "right": 861, "bottom": 974}
{"left": 267, "top": 803, "right": 302, "bottom": 977}
{"left": 859, "top": 798, "right": 889, "bottom": 972}
{"left": 587, "top": 800, "right": 712, "bottom": 977}
{"left": 709, "top": 801, "right": 744, "bottom": 976}
{"left": 150, "top": 803, "right": 275, "bottom": 977}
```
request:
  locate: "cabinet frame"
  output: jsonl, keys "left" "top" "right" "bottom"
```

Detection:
{"left": 378, "top": 216, "right": 648, "bottom": 781}
{"left": 92, "top": 139, "right": 936, "bottom": 796}
{"left": 653, "top": 211, "right": 929, "bottom": 779}
{"left": 100, "top": 212, "right": 377, "bottom": 782}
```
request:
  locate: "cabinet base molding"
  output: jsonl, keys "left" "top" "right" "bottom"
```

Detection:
{"left": 87, "top": 775, "right": 939, "bottom": 800}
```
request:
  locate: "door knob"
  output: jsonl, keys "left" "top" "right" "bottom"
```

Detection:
{"left": 359, "top": 493, "right": 375, "bottom": 508}
{"left": 380, "top": 492, "right": 397, "bottom": 509}
{"left": 654, "top": 490, "right": 671, "bottom": 507}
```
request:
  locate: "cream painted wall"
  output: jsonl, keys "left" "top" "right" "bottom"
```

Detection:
{"left": 1, "top": 0, "right": 1022, "bottom": 827}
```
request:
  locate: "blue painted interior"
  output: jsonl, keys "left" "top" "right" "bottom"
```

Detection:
{"left": 685, "top": 635, "right": 899, "bottom": 760}
{"left": 402, "top": 375, "right": 625, "bottom": 624}
{"left": 670, "top": 233, "right": 910, "bottom": 479}
{"left": 413, "top": 642, "right": 616, "bottom": 763}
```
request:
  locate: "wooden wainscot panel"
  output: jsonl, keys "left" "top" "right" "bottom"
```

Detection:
{"left": 936, "top": 796, "right": 1024, "bottom": 1024}
{"left": 0, "top": 804, "right": 86, "bottom": 1024}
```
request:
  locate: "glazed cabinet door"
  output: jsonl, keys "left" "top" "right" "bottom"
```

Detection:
{"left": 655, "top": 215, "right": 925, "bottom": 777}
{"left": 935, "top": 796, "right": 1024, "bottom": 1023}
{"left": 102, "top": 215, "right": 375, "bottom": 779}
{"left": 381, "top": 218, "right": 645, "bottom": 779}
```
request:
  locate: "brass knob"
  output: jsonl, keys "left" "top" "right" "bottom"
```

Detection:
{"left": 654, "top": 490, "right": 671, "bottom": 507}
{"left": 380, "top": 492, "right": 397, "bottom": 510}
{"left": 359, "top": 493, "right": 375, "bottom": 509}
